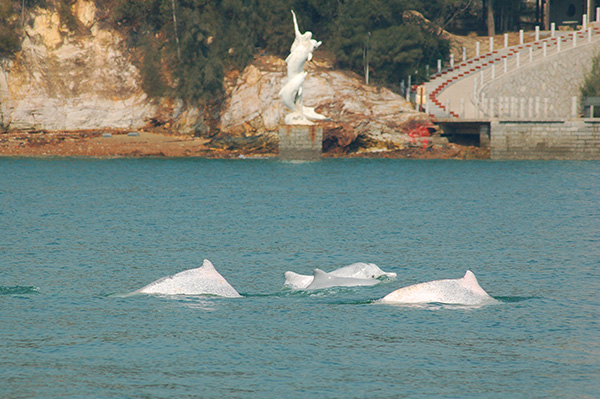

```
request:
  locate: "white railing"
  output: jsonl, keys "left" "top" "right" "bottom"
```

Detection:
{"left": 423, "top": 15, "right": 600, "bottom": 119}
{"left": 473, "top": 28, "right": 600, "bottom": 119}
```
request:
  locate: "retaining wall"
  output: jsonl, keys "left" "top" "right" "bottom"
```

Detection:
{"left": 491, "top": 120, "right": 600, "bottom": 159}
{"left": 484, "top": 39, "right": 600, "bottom": 118}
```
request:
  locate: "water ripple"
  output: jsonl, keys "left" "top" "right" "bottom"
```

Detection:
{"left": 0, "top": 286, "right": 40, "bottom": 295}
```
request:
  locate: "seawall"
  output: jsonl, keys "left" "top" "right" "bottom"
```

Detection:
{"left": 490, "top": 120, "right": 600, "bottom": 160}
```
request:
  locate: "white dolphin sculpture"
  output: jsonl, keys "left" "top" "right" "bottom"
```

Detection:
{"left": 280, "top": 10, "right": 327, "bottom": 125}
{"left": 134, "top": 259, "right": 241, "bottom": 298}
{"left": 279, "top": 71, "right": 307, "bottom": 112}
{"left": 380, "top": 270, "right": 497, "bottom": 305}
{"left": 284, "top": 262, "right": 397, "bottom": 290}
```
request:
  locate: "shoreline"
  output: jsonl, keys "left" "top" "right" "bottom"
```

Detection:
{"left": 0, "top": 130, "right": 489, "bottom": 160}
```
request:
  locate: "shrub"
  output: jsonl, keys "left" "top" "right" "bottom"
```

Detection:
{"left": 0, "top": 2, "right": 19, "bottom": 58}
{"left": 581, "top": 52, "right": 600, "bottom": 98}
{"left": 0, "top": 23, "right": 20, "bottom": 58}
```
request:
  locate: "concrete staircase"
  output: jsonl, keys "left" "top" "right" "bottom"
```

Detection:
{"left": 424, "top": 25, "right": 600, "bottom": 120}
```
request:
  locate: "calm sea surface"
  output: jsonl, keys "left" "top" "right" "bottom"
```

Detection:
{"left": 1, "top": 158, "right": 598, "bottom": 398}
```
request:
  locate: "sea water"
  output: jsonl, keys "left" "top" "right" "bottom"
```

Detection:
{"left": 0, "top": 158, "right": 598, "bottom": 398}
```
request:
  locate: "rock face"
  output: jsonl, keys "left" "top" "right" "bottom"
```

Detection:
{"left": 1, "top": 1, "right": 434, "bottom": 153}
{"left": 0, "top": 0, "right": 162, "bottom": 131}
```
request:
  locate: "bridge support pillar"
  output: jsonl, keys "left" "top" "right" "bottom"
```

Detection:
{"left": 479, "top": 123, "right": 490, "bottom": 149}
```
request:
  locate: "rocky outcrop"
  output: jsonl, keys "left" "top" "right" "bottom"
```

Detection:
{"left": 1, "top": 1, "right": 435, "bottom": 153}
{"left": 220, "top": 54, "right": 434, "bottom": 152}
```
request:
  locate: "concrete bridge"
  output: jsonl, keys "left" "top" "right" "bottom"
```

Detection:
{"left": 423, "top": 23, "right": 600, "bottom": 160}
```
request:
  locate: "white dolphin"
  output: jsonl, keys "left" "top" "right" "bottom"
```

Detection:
{"left": 305, "top": 269, "right": 380, "bottom": 290}
{"left": 134, "top": 259, "right": 241, "bottom": 298}
{"left": 284, "top": 271, "right": 314, "bottom": 290}
{"left": 284, "top": 262, "right": 397, "bottom": 290}
{"left": 380, "top": 270, "right": 497, "bottom": 305}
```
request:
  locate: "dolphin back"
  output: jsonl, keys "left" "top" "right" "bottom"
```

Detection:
{"left": 306, "top": 269, "right": 379, "bottom": 290}
{"left": 381, "top": 270, "right": 496, "bottom": 305}
{"left": 283, "top": 271, "right": 314, "bottom": 290}
{"left": 329, "top": 262, "right": 396, "bottom": 279}
{"left": 136, "top": 259, "right": 241, "bottom": 298}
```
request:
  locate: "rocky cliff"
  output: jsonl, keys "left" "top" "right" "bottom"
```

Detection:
{"left": 0, "top": 0, "right": 158, "bottom": 131}
{"left": 0, "top": 0, "right": 434, "bottom": 153}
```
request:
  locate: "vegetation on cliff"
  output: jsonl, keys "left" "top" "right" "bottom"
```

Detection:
{"left": 2, "top": 0, "right": 460, "bottom": 102}
{"left": 0, "top": 1, "right": 20, "bottom": 58}
{"left": 2, "top": 0, "right": 534, "bottom": 105}
{"left": 102, "top": 0, "right": 455, "bottom": 103}
{"left": 580, "top": 52, "right": 600, "bottom": 98}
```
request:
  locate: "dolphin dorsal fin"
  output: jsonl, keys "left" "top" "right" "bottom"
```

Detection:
{"left": 460, "top": 270, "right": 489, "bottom": 297}
{"left": 306, "top": 269, "right": 335, "bottom": 290}
{"left": 311, "top": 269, "right": 335, "bottom": 284}
{"left": 201, "top": 259, "right": 216, "bottom": 271}
{"left": 313, "top": 269, "right": 330, "bottom": 279}
{"left": 463, "top": 270, "right": 476, "bottom": 282}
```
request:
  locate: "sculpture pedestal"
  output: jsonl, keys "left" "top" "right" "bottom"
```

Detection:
{"left": 278, "top": 125, "right": 322, "bottom": 161}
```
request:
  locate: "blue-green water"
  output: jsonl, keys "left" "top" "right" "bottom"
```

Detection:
{"left": 1, "top": 158, "right": 598, "bottom": 398}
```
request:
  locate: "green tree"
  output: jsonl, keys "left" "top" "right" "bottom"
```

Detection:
{"left": 139, "top": 34, "right": 168, "bottom": 98}
{"left": 218, "top": 0, "right": 260, "bottom": 69}
{"left": 290, "top": 0, "right": 337, "bottom": 41}
{"left": 103, "top": 0, "right": 452, "bottom": 101}
{"left": 0, "top": 1, "right": 20, "bottom": 58}
{"left": 253, "top": 0, "right": 294, "bottom": 56}
{"left": 330, "top": 0, "right": 449, "bottom": 86}
{"left": 370, "top": 25, "right": 448, "bottom": 84}
{"left": 581, "top": 52, "right": 600, "bottom": 98}
{"left": 173, "top": 1, "right": 223, "bottom": 102}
